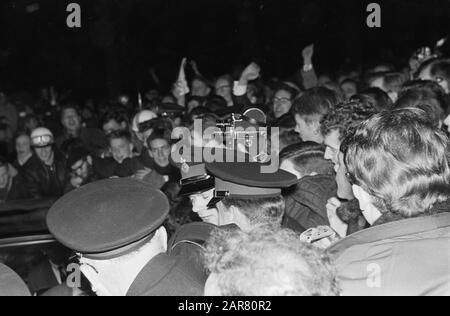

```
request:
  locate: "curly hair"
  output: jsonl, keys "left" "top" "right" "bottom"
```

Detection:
{"left": 351, "top": 88, "right": 393, "bottom": 112}
{"left": 320, "top": 101, "right": 378, "bottom": 141}
{"left": 343, "top": 108, "right": 450, "bottom": 217}
{"left": 204, "top": 226, "right": 341, "bottom": 296}
{"left": 100, "top": 108, "right": 129, "bottom": 128}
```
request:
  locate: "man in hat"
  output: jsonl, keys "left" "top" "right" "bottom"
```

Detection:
{"left": 174, "top": 146, "right": 218, "bottom": 225}
{"left": 22, "top": 127, "right": 68, "bottom": 198}
{"left": 47, "top": 178, "right": 206, "bottom": 296}
{"left": 205, "top": 153, "right": 298, "bottom": 232}
{"left": 131, "top": 110, "right": 158, "bottom": 152}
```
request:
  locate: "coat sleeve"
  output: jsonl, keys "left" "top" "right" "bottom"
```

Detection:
{"left": 300, "top": 68, "right": 318, "bottom": 90}
{"left": 21, "top": 167, "right": 43, "bottom": 199}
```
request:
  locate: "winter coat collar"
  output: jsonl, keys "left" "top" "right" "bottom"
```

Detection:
{"left": 329, "top": 200, "right": 450, "bottom": 255}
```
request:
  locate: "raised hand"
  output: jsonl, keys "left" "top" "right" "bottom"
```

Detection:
{"left": 241, "top": 62, "right": 261, "bottom": 82}
{"left": 190, "top": 60, "right": 201, "bottom": 76}
{"left": 302, "top": 44, "right": 314, "bottom": 64}
{"left": 326, "top": 197, "right": 348, "bottom": 238}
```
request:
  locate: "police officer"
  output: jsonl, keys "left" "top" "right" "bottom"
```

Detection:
{"left": 47, "top": 178, "right": 206, "bottom": 296}
{"left": 174, "top": 146, "right": 217, "bottom": 224}
{"left": 174, "top": 147, "right": 299, "bottom": 232}
{"left": 205, "top": 151, "right": 299, "bottom": 232}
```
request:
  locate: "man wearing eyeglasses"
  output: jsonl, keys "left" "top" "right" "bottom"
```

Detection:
{"left": 22, "top": 127, "right": 69, "bottom": 198}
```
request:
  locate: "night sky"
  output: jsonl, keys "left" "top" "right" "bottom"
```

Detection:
{"left": 0, "top": 0, "right": 449, "bottom": 98}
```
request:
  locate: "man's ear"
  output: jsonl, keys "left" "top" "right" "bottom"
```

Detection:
{"left": 121, "top": 122, "right": 127, "bottom": 130}
{"left": 87, "top": 155, "right": 93, "bottom": 165}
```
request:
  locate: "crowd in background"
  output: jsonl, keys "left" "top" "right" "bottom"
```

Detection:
{"left": 0, "top": 41, "right": 450, "bottom": 296}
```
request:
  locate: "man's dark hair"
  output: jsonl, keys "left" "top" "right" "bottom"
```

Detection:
{"left": 280, "top": 142, "right": 334, "bottom": 176}
{"left": 399, "top": 80, "right": 448, "bottom": 107}
{"left": 221, "top": 196, "right": 285, "bottom": 228}
{"left": 383, "top": 72, "right": 408, "bottom": 94}
{"left": 274, "top": 83, "right": 300, "bottom": 100}
{"left": 292, "top": 87, "right": 342, "bottom": 122}
{"left": 100, "top": 109, "right": 129, "bottom": 128}
{"left": 351, "top": 88, "right": 393, "bottom": 112}
{"left": 396, "top": 80, "right": 448, "bottom": 125}
{"left": 107, "top": 130, "right": 132, "bottom": 143}
{"left": 191, "top": 75, "right": 212, "bottom": 88}
{"left": 146, "top": 128, "right": 172, "bottom": 148}
{"left": 430, "top": 59, "right": 450, "bottom": 86}
{"left": 321, "top": 101, "right": 378, "bottom": 141}
{"left": 60, "top": 102, "right": 81, "bottom": 118}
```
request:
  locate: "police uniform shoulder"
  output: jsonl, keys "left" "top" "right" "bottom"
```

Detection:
{"left": 47, "top": 178, "right": 169, "bottom": 259}
{"left": 167, "top": 222, "right": 217, "bottom": 254}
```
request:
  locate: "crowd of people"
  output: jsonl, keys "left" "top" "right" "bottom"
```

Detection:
{"left": 0, "top": 42, "right": 450, "bottom": 296}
